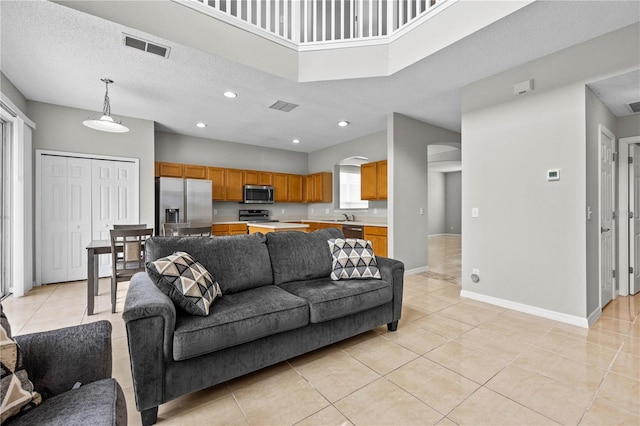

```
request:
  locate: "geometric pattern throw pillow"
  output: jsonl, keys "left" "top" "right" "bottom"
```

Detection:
{"left": 146, "top": 252, "right": 222, "bottom": 316}
{"left": 328, "top": 238, "right": 382, "bottom": 281}
{"left": 0, "top": 305, "right": 42, "bottom": 424}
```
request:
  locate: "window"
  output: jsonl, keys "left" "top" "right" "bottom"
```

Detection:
{"left": 338, "top": 157, "right": 369, "bottom": 210}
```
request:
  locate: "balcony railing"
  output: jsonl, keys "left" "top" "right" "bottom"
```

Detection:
{"left": 179, "top": 0, "right": 448, "bottom": 48}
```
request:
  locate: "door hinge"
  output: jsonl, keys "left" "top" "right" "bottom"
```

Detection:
{"left": 630, "top": 211, "right": 635, "bottom": 220}
{"left": 630, "top": 267, "right": 634, "bottom": 274}
{"left": 612, "top": 211, "right": 617, "bottom": 220}
{"left": 613, "top": 269, "right": 616, "bottom": 278}
{"left": 630, "top": 156, "right": 634, "bottom": 164}
{"left": 613, "top": 152, "right": 618, "bottom": 162}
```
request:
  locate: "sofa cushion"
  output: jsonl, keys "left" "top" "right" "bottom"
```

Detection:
{"left": 145, "top": 234, "right": 273, "bottom": 294}
{"left": 6, "top": 378, "right": 126, "bottom": 426}
{"left": 172, "top": 286, "right": 309, "bottom": 360}
{"left": 279, "top": 278, "right": 393, "bottom": 323}
{"left": 267, "top": 228, "right": 344, "bottom": 285}
{"left": 328, "top": 238, "right": 381, "bottom": 280}
{"left": 1, "top": 306, "right": 42, "bottom": 424}
{"left": 146, "top": 251, "right": 222, "bottom": 316}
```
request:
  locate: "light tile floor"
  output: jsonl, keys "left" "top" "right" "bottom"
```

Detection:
{"left": 2, "top": 235, "right": 639, "bottom": 425}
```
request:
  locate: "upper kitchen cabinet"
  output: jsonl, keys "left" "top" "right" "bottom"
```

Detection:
{"left": 183, "top": 164, "right": 207, "bottom": 179}
{"left": 273, "top": 173, "right": 289, "bottom": 202}
{"left": 158, "top": 162, "right": 183, "bottom": 178}
{"left": 258, "top": 172, "right": 273, "bottom": 185}
{"left": 288, "top": 174, "right": 304, "bottom": 202}
{"left": 243, "top": 170, "right": 259, "bottom": 185}
{"left": 225, "top": 169, "right": 244, "bottom": 201}
{"left": 361, "top": 160, "right": 387, "bottom": 200}
{"left": 207, "top": 167, "right": 226, "bottom": 200}
{"left": 306, "top": 172, "right": 332, "bottom": 203}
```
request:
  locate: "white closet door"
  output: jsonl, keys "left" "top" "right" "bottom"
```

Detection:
{"left": 92, "top": 160, "right": 116, "bottom": 277}
{"left": 67, "top": 158, "right": 92, "bottom": 281}
{"left": 41, "top": 155, "right": 68, "bottom": 284}
{"left": 41, "top": 156, "right": 92, "bottom": 284}
{"left": 114, "top": 161, "right": 139, "bottom": 225}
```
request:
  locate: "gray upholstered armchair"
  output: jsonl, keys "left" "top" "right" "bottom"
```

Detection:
{"left": 4, "top": 317, "right": 127, "bottom": 425}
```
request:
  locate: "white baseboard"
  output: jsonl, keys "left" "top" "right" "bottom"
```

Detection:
{"left": 587, "top": 306, "right": 601, "bottom": 326}
{"left": 405, "top": 266, "right": 429, "bottom": 275}
{"left": 460, "top": 290, "right": 589, "bottom": 328}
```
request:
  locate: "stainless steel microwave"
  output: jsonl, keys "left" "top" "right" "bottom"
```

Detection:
{"left": 243, "top": 185, "right": 274, "bottom": 204}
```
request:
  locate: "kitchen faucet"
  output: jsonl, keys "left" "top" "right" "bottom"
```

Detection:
{"left": 342, "top": 213, "right": 350, "bottom": 221}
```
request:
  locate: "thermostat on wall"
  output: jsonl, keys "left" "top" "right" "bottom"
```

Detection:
{"left": 547, "top": 169, "right": 561, "bottom": 181}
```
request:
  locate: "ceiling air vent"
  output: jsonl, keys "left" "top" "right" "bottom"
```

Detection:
{"left": 123, "top": 34, "right": 170, "bottom": 58}
{"left": 269, "top": 100, "right": 299, "bottom": 112}
{"left": 629, "top": 101, "right": 640, "bottom": 114}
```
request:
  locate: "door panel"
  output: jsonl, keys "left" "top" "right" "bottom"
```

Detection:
{"left": 92, "top": 160, "right": 115, "bottom": 276}
{"left": 600, "top": 126, "right": 615, "bottom": 308}
{"left": 67, "top": 157, "right": 92, "bottom": 281}
{"left": 41, "top": 155, "right": 68, "bottom": 284}
{"left": 633, "top": 145, "right": 640, "bottom": 295}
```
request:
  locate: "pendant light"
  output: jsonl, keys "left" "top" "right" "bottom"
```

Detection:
{"left": 82, "top": 78, "right": 129, "bottom": 133}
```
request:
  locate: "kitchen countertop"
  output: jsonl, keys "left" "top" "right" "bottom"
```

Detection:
{"left": 247, "top": 222, "right": 309, "bottom": 230}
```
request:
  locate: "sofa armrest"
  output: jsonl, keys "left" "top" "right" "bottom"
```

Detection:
{"left": 123, "top": 272, "right": 176, "bottom": 414}
{"left": 376, "top": 256, "right": 405, "bottom": 322}
{"left": 14, "top": 320, "right": 112, "bottom": 399}
{"left": 122, "top": 272, "right": 176, "bottom": 360}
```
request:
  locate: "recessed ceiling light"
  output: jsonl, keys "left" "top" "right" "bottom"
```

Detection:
{"left": 292, "top": 139, "right": 300, "bottom": 144}
{"left": 224, "top": 91, "right": 237, "bottom": 98}
{"left": 338, "top": 121, "right": 349, "bottom": 127}
{"left": 196, "top": 122, "right": 207, "bottom": 128}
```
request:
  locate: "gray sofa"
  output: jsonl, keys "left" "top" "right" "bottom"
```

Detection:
{"left": 123, "top": 228, "right": 404, "bottom": 426}
{"left": 2, "top": 313, "right": 127, "bottom": 426}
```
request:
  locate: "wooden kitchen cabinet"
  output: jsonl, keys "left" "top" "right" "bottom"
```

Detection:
{"left": 158, "top": 162, "right": 183, "bottom": 178}
{"left": 183, "top": 164, "right": 207, "bottom": 179}
{"left": 207, "top": 167, "right": 226, "bottom": 200}
{"left": 225, "top": 169, "right": 244, "bottom": 201}
{"left": 288, "top": 175, "right": 304, "bottom": 202}
{"left": 212, "top": 223, "right": 248, "bottom": 236}
{"left": 258, "top": 172, "right": 273, "bottom": 185}
{"left": 364, "top": 226, "right": 388, "bottom": 257}
{"left": 273, "top": 173, "right": 289, "bottom": 202}
{"left": 361, "top": 160, "right": 387, "bottom": 200}
{"left": 243, "top": 170, "right": 259, "bottom": 185}
{"left": 306, "top": 172, "right": 332, "bottom": 203}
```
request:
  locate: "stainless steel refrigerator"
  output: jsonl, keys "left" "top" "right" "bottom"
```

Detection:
{"left": 155, "top": 177, "right": 212, "bottom": 235}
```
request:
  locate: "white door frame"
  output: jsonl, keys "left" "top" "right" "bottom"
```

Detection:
{"left": 617, "top": 135, "right": 640, "bottom": 297}
{"left": 35, "top": 149, "right": 140, "bottom": 286}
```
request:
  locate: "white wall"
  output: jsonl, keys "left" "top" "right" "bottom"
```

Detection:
{"left": 462, "top": 83, "right": 588, "bottom": 318}
{"left": 617, "top": 114, "right": 640, "bottom": 138}
{"left": 428, "top": 171, "right": 445, "bottom": 235}
{"left": 388, "top": 113, "right": 461, "bottom": 271}
{"left": 445, "top": 171, "right": 462, "bottom": 234}
{"left": 28, "top": 101, "right": 156, "bottom": 227}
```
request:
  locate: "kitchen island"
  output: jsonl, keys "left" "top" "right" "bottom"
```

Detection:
{"left": 248, "top": 222, "right": 309, "bottom": 234}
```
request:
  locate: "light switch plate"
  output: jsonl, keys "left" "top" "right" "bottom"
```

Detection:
{"left": 472, "top": 207, "right": 479, "bottom": 218}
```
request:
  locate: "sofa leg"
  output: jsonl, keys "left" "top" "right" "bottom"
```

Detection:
{"left": 387, "top": 321, "right": 398, "bottom": 332}
{"left": 141, "top": 406, "right": 158, "bottom": 426}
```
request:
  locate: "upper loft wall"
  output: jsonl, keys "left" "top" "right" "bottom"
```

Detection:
{"left": 55, "top": 0, "right": 532, "bottom": 82}
{"left": 618, "top": 114, "right": 640, "bottom": 138}
{"left": 1, "top": 71, "right": 27, "bottom": 114}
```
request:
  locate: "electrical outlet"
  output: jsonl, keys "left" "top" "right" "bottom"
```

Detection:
{"left": 373, "top": 208, "right": 378, "bottom": 214}
{"left": 281, "top": 209, "right": 285, "bottom": 214}
{"left": 213, "top": 209, "right": 218, "bottom": 215}
{"left": 325, "top": 208, "right": 330, "bottom": 214}
{"left": 419, "top": 207, "right": 425, "bottom": 215}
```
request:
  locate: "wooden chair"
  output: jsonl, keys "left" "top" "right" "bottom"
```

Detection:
{"left": 176, "top": 225, "right": 212, "bottom": 236}
{"left": 113, "top": 223, "right": 147, "bottom": 230}
{"left": 162, "top": 222, "right": 191, "bottom": 236}
{"left": 109, "top": 228, "right": 153, "bottom": 313}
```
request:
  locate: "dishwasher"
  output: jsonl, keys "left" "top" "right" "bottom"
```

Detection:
{"left": 342, "top": 223, "right": 364, "bottom": 239}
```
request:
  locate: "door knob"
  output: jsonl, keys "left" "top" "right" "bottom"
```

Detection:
{"left": 601, "top": 227, "right": 611, "bottom": 233}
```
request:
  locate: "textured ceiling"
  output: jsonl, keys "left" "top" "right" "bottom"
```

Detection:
{"left": 1, "top": 0, "right": 639, "bottom": 153}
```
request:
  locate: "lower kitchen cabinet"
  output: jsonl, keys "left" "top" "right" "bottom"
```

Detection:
{"left": 212, "top": 223, "right": 248, "bottom": 236}
{"left": 364, "top": 226, "right": 388, "bottom": 257}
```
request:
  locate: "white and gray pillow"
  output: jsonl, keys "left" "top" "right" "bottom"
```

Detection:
{"left": 328, "top": 238, "right": 381, "bottom": 280}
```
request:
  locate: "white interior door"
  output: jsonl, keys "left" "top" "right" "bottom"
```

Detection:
{"left": 114, "top": 161, "right": 138, "bottom": 225}
{"left": 67, "top": 157, "right": 92, "bottom": 281}
{"left": 599, "top": 125, "right": 616, "bottom": 308}
{"left": 631, "top": 144, "right": 640, "bottom": 295}
{"left": 92, "top": 160, "right": 115, "bottom": 277}
{"left": 41, "top": 155, "right": 68, "bottom": 284}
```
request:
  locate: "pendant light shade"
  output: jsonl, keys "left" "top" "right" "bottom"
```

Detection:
{"left": 83, "top": 78, "right": 129, "bottom": 133}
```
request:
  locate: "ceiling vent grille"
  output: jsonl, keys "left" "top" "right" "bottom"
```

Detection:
{"left": 269, "top": 100, "right": 299, "bottom": 112}
{"left": 123, "top": 34, "right": 170, "bottom": 58}
{"left": 629, "top": 101, "right": 640, "bottom": 114}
